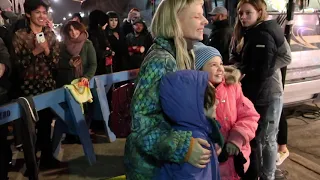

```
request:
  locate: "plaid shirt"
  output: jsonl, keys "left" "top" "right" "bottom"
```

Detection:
{"left": 12, "top": 26, "right": 60, "bottom": 96}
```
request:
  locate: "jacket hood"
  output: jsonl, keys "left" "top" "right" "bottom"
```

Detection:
{"left": 212, "top": 19, "right": 230, "bottom": 30}
{"left": 160, "top": 70, "right": 211, "bottom": 133}
{"left": 248, "top": 20, "right": 284, "bottom": 47}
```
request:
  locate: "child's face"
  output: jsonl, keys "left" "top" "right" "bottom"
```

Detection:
{"left": 202, "top": 56, "right": 224, "bottom": 84}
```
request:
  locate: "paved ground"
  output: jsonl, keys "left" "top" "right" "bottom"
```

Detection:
{"left": 7, "top": 103, "right": 320, "bottom": 180}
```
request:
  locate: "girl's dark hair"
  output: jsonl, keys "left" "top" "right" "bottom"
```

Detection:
{"left": 63, "top": 21, "right": 86, "bottom": 38}
{"left": 72, "top": 13, "right": 83, "bottom": 23}
{"left": 204, "top": 83, "right": 216, "bottom": 110}
{"left": 106, "top": 11, "right": 120, "bottom": 30}
{"left": 24, "top": 0, "right": 49, "bottom": 14}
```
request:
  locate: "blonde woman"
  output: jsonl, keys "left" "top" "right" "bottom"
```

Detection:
{"left": 230, "top": 0, "right": 288, "bottom": 179}
{"left": 124, "top": 0, "right": 212, "bottom": 179}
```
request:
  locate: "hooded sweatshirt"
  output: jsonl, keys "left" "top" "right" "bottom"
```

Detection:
{"left": 157, "top": 70, "right": 220, "bottom": 180}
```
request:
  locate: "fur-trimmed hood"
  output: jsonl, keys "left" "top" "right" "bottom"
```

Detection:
{"left": 224, "top": 66, "right": 241, "bottom": 85}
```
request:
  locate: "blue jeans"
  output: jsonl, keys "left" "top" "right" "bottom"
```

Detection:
{"left": 256, "top": 95, "right": 283, "bottom": 180}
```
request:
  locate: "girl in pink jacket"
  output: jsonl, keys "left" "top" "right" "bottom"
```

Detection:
{"left": 194, "top": 42, "right": 260, "bottom": 180}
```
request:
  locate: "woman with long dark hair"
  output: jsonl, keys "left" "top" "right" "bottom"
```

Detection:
{"left": 105, "top": 11, "right": 128, "bottom": 72}
{"left": 88, "top": 10, "right": 114, "bottom": 75}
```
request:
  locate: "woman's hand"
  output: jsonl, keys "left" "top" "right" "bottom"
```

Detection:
{"left": 80, "top": 77, "right": 89, "bottom": 87}
{"left": 187, "top": 138, "right": 212, "bottom": 168}
{"left": 69, "top": 56, "right": 81, "bottom": 67}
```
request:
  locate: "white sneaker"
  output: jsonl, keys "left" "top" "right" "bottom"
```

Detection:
{"left": 276, "top": 150, "right": 290, "bottom": 166}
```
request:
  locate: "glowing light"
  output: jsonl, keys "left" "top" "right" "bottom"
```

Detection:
{"left": 80, "top": 12, "right": 85, "bottom": 17}
{"left": 63, "top": 17, "right": 66, "bottom": 21}
{"left": 48, "top": 7, "right": 53, "bottom": 13}
{"left": 53, "top": 0, "right": 59, "bottom": 2}
{"left": 267, "top": 0, "right": 287, "bottom": 12}
{"left": 68, "top": 13, "right": 72, "bottom": 17}
{"left": 57, "top": 35, "right": 62, "bottom": 42}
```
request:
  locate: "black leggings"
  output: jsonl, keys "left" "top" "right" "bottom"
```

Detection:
{"left": 0, "top": 95, "right": 11, "bottom": 180}
{"left": 242, "top": 139, "right": 260, "bottom": 180}
{"left": 277, "top": 111, "right": 288, "bottom": 145}
{"left": 278, "top": 67, "right": 288, "bottom": 146}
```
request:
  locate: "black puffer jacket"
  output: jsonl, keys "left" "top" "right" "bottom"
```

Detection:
{"left": 207, "top": 19, "right": 233, "bottom": 64}
{"left": 236, "top": 20, "right": 284, "bottom": 105}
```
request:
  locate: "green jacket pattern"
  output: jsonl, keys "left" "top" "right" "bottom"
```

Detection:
{"left": 124, "top": 37, "right": 192, "bottom": 180}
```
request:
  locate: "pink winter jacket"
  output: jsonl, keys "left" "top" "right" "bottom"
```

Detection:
{"left": 215, "top": 81, "right": 260, "bottom": 180}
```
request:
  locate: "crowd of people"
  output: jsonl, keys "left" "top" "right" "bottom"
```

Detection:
{"left": 0, "top": 0, "right": 292, "bottom": 180}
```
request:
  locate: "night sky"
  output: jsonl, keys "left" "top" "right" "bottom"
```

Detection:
{"left": 50, "top": 0, "right": 82, "bottom": 24}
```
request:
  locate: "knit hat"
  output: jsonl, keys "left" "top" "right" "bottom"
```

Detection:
{"left": 208, "top": 6, "right": 228, "bottom": 16}
{"left": 0, "top": 0, "right": 12, "bottom": 10}
{"left": 194, "top": 42, "right": 222, "bottom": 70}
{"left": 132, "top": 18, "right": 144, "bottom": 25}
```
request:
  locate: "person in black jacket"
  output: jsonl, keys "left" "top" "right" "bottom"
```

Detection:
{"left": 207, "top": 7, "right": 233, "bottom": 65}
{"left": 105, "top": 11, "right": 128, "bottom": 72}
{"left": 88, "top": 10, "right": 114, "bottom": 75}
{"left": 231, "top": 0, "right": 286, "bottom": 180}
{"left": 122, "top": 8, "right": 140, "bottom": 37}
{"left": 125, "top": 18, "right": 153, "bottom": 70}
{"left": 0, "top": 37, "right": 12, "bottom": 180}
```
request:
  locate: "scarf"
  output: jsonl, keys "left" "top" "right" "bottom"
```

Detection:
{"left": 65, "top": 32, "right": 88, "bottom": 78}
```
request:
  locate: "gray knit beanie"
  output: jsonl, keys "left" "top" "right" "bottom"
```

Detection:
{"left": 194, "top": 42, "right": 222, "bottom": 70}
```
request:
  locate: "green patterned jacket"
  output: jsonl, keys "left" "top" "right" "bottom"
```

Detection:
{"left": 124, "top": 37, "right": 192, "bottom": 179}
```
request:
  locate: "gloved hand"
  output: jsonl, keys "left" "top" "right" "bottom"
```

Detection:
{"left": 226, "top": 142, "right": 240, "bottom": 156}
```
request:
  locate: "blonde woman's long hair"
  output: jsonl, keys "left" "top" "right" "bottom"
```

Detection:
{"left": 234, "top": 0, "right": 268, "bottom": 53}
{"left": 151, "top": 0, "right": 201, "bottom": 70}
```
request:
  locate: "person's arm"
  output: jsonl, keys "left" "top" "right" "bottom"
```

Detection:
{"left": 132, "top": 50, "right": 193, "bottom": 163}
{"left": 0, "top": 38, "right": 11, "bottom": 76}
{"left": 11, "top": 31, "right": 29, "bottom": 68}
{"left": 275, "top": 38, "right": 292, "bottom": 69}
{"left": 47, "top": 33, "right": 60, "bottom": 68}
{"left": 229, "top": 37, "right": 241, "bottom": 66}
{"left": 83, "top": 40, "right": 97, "bottom": 80}
{"left": 227, "top": 84, "right": 260, "bottom": 149}
{"left": 58, "top": 45, "right": 73, "bottom": 69}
